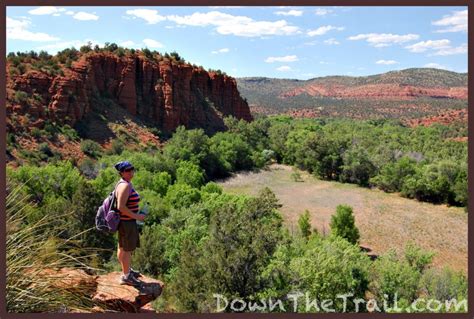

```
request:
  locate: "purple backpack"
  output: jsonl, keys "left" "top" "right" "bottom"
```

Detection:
{"left": 95, "top": 181, "right": 130, "bottom": 233}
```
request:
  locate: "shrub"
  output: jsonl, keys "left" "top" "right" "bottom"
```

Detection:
{"left": 369, "top": 250, "right": 421, "bottom": 308}
{"left": 176, "top": 161, "right": 205, "bottom": 188}
{"left": 79, "top": 158, "right": 98, "bottom": 179}
{"left": 330, "top": 204, "right": 360, "bottom": 245}
{"left": 13, "top": 91, "right": 29, "bottom": 104}
{"left": 290, "top": 236, "right": 370, "bottom": 312}
{"left": 165, "top": 184, "right": 201, "bottom": 209}
{"left": 418, "top": 267, "right": 467, "bottom": 309}
{"left": 80, "top": 140, "right": 102, "bottom": 158}
{"left": 38, "top": 142, "right": 54, "bottom": 158}
{"left": 6, "top": 180, "right": 103, "bottom": 312}
{"left": 298, "top": 210, "right": 311, "bottom": 239}
{"left": 60, "top": 125, "right": 79, "bottom": 141}
{"left": 108, "top": 139, "right": 124, "bottom": 155}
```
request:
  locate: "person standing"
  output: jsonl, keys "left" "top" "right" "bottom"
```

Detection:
{"left": 113, "top": 161, "right": 146, "bottom": 286}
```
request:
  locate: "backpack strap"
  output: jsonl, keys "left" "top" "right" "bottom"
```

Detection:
{"left": 111, "top": 179, "right": 133, "bottom": 211}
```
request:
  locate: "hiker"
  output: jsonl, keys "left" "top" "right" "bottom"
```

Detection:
{"left": 114, "top": 161, "right": 146, "bottom": 286}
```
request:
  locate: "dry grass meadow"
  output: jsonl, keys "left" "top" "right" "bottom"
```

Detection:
{"left": 218, "top": 164, "right": 467, "bottom": 273}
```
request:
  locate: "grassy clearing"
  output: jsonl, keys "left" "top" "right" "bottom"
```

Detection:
{"left": 218, "top": 164, "right": 467, "bottom": 273}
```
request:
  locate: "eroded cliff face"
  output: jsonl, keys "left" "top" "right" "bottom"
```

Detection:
{"left": 6, "top": 52, "right": 252, "bottom": 133}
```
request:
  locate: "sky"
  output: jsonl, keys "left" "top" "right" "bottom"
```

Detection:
{"left": 6, "top": 6, "right": 468, "bottom": 80}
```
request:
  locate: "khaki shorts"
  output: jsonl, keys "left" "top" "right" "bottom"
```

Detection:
{"left": 118, "top": 220, "right": 140, "bottom": 251}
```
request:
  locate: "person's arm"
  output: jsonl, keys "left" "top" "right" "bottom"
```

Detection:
{"left": 116, "top": 183, "right": 144, "bottom": 220}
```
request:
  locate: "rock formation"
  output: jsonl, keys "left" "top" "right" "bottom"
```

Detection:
{"left": 42, "top": 268, "right": 164, "bottom": 313}
{"left": 6, "top": 52, "right": 252, "bottom": 134}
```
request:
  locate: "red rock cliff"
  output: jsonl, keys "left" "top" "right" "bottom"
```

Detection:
{"left": 6, "top": 52, "right": 252, "bottom": 133}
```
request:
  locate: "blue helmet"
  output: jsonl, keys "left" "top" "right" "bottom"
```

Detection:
{"left": 114, "top": 161, "right": 134, "bottom": 172}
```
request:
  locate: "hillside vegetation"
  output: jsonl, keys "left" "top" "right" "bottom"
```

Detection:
{"left": 7, "top": 115, "right": 467, "bottom": 312}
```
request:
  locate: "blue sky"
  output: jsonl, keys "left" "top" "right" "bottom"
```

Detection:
{"left": 6, "top": 6, "right": 467, "bottom": 79}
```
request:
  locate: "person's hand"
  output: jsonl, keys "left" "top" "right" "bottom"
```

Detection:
{"left": 135, "top": 214, "right": 146, "bottom": 222}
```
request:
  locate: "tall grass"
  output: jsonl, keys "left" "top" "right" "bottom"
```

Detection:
{"left": 6, "top": 179, "right": 104, "bottom": 312}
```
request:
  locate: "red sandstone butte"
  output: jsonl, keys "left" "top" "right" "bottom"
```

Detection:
{"left": 7, "top": 52, "right": 252, "bottom": 133}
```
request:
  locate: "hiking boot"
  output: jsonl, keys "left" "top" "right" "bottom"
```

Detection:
{"left": 119, "top": 273, "right": 142, "bottom": 287}
{"left": 130, "top": 268, "right": 143, "bottom": 278}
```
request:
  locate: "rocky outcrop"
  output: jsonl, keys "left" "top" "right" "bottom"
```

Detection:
{"left": 93, "top": 272, "right": 163, "bottom": 313}
{"left": 6, "top": 52, "right": 252, "bottom": 133}
{"left": 43, "top": 269, "right": 164, "bottom": 313}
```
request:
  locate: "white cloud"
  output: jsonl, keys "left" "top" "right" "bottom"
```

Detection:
{"left": 424, "top": 63, "right": 449, "bottom": 70}
{"left": 143, "top": 38, "right": 164, "bottom": 48}
{"left": 320, "top": 61, "right": 329, "bottom": 64}
{"left": 265, "top": 55, "right": 298, "bottom": 63}
{"left": 348, "top": 33, "right": 419, "bottom": 47}
{"left": 308, "top": 25, "right": 344, "bottom": 36}
{"left": 120, "top": 40, "right": 137, "bottom": 47}
{"left": 52, "top": 13, "right": 61, "bottom": 17}
{"left": 126, "top": 9, "right": 166, "bottom": 24}
{"left": 167, "top": 11, "right": 250, "bottom": 26}
{"left": 432, "top": 10, "right": 467, "bottom": 33}
{"left": 73, "top": 12, "right": 99, "bottom": 21}
{"left": 324, "top": 38, "right": 340, "bottom": 45}
{"left": 275, "top": 10, "right": 303, "bottom": 17}
{"left": 66, "top": 11, "right": 75, "bottom": 15}
{"left": 376, "top": 60, "right": 398, "bottom": 65}
{"left": 167, "top": 11, "right": 300, "bottom": 37}
{"left": 7, "top": 17, "right": 59, "bottom": 41}
{"left": 405, "top": 39, "right": 451, "bottom": 53}
{"left": 211, "top": 48, "right": 230, "bottom": 54}
{"left": 431, "top": 43, "right": 467, "bottom": 56}
{"left": 315, "top": 8, "right": 333, "bottom": 16}
{"left": 304, "top": 40, "right": 317, "bottom": 46}
{"left": 277, "top": 65, "right": 291, "bottom": 71}
{"left": 28, "top": 6, "right": 65, "bottom": 15}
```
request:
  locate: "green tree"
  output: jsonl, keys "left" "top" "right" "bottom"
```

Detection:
{"left": 170, "top": 188, "right": 284, "bottom": 312}
{"left": 290, "top": 236, "right": 370, "bottom": 312}
{"left": 176, "top": 161, "right": 205, "bottom": 188}
{"left": 298, "top": 210, "right": 311, "bottom": 239}
{"left": 80, "top": 139, "right": 102, "bottom": 158}
{"left": 70, "top": 180, "right": 115, "bottom": 265}
{"left": 340, "top": 145, "right": 377, "bottom": 186}
{"left": 330, "top": 205, "right": 360, "bottom": 245}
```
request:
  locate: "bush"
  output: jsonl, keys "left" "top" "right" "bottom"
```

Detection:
{"left": 80, "top": 139, "right": 102, "bottom": 158}
{"left": 106, "top": 139, "right": 124, "bottom": 155}
{"left": 133, "top": 224, "right": 172, "bottom": 276}
{"left": 200, "top": 182, "right": 223, "bottom": 195}
{"left": 79, "top": 158, "right": 98, "bottom": 179}
{"left": 330, "top": 204, "right": 360, "bottom": 245}
{"left": 38, "top": 142, "right": 53, "bottom": 158}
{"left": 369, "top": 250, "right": 421, "bottom": 308}
{"left": 60, "top": 125, "right": 79, "bottom": 141}
{"left": 165, "top": 184, "right": 201, "bottom": 209}
{"left": 13, "top": 90, "right": 29, "bottom": 104}
{"left": 6, "top": 180, "right": 103, "bottom": 312}
{"left": 290, "top": 236, "right": 370, "bottom": 312}
{"left": 291, "top": 167, "right": 302, "bottom": 182}
{"left": 298, "top": 210, "right": 311, "bottom": 239}
{"left": 176, "top": 161, "right": 205, "bottom": 188}
{"left": 418, "top": 267, "right": 467, "bottom": 310}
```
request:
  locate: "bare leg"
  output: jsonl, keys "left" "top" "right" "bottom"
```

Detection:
{"left": 117, "top": 247, "right": 131, "bottom": 276}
